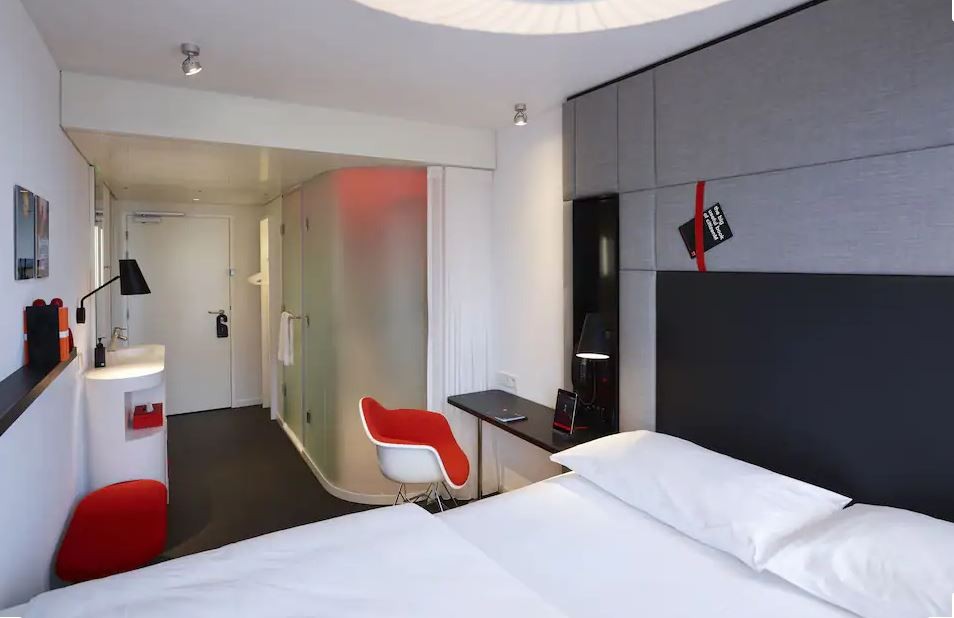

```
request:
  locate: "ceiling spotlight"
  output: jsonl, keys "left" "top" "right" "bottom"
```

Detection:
{"left": 181, "top": 43, "right": 202, "bottom": 76}
{"left": 513, "top": 104, "right": 528, "bottom": 126}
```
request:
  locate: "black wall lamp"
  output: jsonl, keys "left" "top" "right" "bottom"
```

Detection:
{"left": 572, "top": 312, "right": 615, "bottom": 430}
{"left": 575, "top": 313, "right": 611, "bottom": 360}
{"left": 76, "top": 259, "right": 151, "bottom": 324}
{"left": 574, "top": 312, "right": 611, "bottom": 403}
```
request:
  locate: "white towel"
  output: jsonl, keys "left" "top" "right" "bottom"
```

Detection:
{"left": 278, "top": 311, "right": 295, "bottom": 367}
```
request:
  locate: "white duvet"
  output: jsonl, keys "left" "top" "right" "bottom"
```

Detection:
{"left": 22, "top": 504, "right": 567, "bottom": 618}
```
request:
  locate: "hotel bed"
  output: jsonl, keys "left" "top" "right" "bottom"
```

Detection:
{"left": 9, "top": 434, "right": 954, "bottom": 618}
{"left": 12, "top": 473, "right": 852, "bottom": 618}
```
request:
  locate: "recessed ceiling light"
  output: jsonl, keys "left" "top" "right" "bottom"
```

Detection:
{"left": 349, "top": 0, "right": 734, "bottom": 35}
{"left": 192, "top": 197, "right": 200, "bottom": 202}
{"left": 513, "top": 103, "right": 528, "bottom": 126}
{"left": 181, "top": 43, "right": 202, "bottom": 76}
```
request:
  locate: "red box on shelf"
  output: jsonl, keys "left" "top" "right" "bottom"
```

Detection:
{"left": 131, "top": 403, "right": 164, "bottom": 430}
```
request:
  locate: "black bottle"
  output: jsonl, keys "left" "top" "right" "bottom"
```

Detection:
{"left": 94, "top": 338, "right": 106, "bottom": 368}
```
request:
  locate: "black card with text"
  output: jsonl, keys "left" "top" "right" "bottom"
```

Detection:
{"left": 679, "top": 203, "right": 733, "bottom": 259}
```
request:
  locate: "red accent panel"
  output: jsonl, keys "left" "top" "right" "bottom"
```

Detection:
{"left": 694, "top": 181, "right": 707, "bottom": 272}
{"left": 361, "top": 398, "right": 470, "bottom": 487}
{"left": 56, "top": 480, "right": 167, "bottom": 583}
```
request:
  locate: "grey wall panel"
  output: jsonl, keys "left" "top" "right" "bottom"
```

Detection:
{"left": 619, "top": 270, "right": 655, "bottom": 431}
{"left": 562, "top": 100, "right": 576, "bottom": 201}
{"left": 655, "top": 183, "right": 697, "bottom": 272}
{"left": 656, "top": 0, "right": 954, "bottom": 186}
{"left": 618, "top": 72, "right": 655, "bottom": 193}
{"left": 619, "top": 190, "right": 655, "bottom": 271}
{"left": 656, "top": 146, "right": 954, "bottom": 275}
{"left": 575, "top": 85, "right": 618, "bottom": 197}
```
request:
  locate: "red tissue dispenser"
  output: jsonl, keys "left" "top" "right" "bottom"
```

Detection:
{"left": 132, "top": 404, "right": 164, "bottom": 430}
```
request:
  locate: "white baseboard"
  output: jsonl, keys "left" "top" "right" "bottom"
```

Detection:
{"left": 233, "top": 398, "right": 263, "bottom": 408}
{"left": 275, "top": 417, "right": 395, "bottom": 506}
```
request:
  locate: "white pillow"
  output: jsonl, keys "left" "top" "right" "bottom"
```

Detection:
{"left": 764, "top": 504, "right": 954, "bottom": 618}
{"left": 551, "top": 431, "right": 850, "bottom": 569}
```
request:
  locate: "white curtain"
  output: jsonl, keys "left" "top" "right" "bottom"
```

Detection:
{"left": 427, "top": 166, "right": 494, "bottom": 500}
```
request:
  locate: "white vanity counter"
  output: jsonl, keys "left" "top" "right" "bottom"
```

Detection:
{"left": 85, "top": 344, "right": 164, "bottom": 386}
{"left": 85, "top": 344, "right": 168, "bottom": 492}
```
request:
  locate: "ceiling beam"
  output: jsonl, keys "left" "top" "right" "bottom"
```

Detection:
{"left": 60, "top": 72, "right": 496, "bottom": 170}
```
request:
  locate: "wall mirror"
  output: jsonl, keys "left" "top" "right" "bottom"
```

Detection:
{"left": 93, "top": 180, "right": 113, "bottom": 341}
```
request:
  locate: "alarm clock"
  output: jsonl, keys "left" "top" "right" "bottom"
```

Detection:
{"left": 553, "top": 389, "right": 589, "bottom": 434}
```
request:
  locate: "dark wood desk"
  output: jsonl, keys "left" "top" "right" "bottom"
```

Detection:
{"left": 448, "top": 389, "right": 609, "bottom": 498}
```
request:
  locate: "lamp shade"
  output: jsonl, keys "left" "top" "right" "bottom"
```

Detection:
{"left": 575, "top": 313, "right": 611, "bottom": 360}
{"left": 118, "top": 259, "right": 150, "bottom": 295}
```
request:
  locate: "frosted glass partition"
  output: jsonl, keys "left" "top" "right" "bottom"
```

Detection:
{"left": 301, "top": 168, "right": 427, "bottom": 497}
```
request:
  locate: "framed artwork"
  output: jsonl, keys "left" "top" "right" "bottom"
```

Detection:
{"left": 35, "top": 195, "right": 49, "bottom": 278}
{"left": 14, "top": 186, "right": 35, "bottom": 280}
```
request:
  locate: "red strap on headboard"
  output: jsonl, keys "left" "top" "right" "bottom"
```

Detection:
{"left": 694, "top": 181, "right": 707, "bottom": 272}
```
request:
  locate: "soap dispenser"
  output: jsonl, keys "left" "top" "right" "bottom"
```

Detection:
{"left": 94, "top": 338, "right": 106, "bottom": 368}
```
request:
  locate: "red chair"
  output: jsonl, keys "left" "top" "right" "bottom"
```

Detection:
{"left": 359, "top": 397, "right": 469, "bottom": 510}
{"left": 56, "top": 480, "right": 167, "bottom": 582}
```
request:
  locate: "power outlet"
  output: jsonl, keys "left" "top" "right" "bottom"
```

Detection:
{"left": 497, "top": 371, "right": 518, "bottom": 394}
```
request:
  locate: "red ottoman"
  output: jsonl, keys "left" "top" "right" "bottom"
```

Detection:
{"left": 56, "top": 480, "right": 167, "bottom": 582}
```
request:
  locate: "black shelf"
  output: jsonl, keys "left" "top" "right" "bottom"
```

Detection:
{"left": 0, "top": 349, "right": 78, "bottom": 438}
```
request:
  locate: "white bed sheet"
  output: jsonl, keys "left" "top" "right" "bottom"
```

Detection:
{"left": 20, "top": 504, "right": 567, "bottom": 618}
{"left": 440, "top": 473, "right": 857, "bottom": 618}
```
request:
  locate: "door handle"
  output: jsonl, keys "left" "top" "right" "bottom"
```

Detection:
{"left": 208, "top": 310, "right": 225, "bottom": 315}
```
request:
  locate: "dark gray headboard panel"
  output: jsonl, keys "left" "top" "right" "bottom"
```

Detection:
{"left": 656, "top": 271, "right": 954, "bottom": 522}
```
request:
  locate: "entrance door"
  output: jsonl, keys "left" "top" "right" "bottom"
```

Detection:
{"left": 127, "top": 215, "right": 232, "bottom": 415}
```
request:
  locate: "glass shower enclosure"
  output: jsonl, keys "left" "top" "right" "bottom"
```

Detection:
{"left": 282, "top": 167, "right": 428, "bottom": 499}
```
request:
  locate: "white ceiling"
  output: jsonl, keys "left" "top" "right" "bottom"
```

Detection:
{"left": 70, "top": 130, "right": 412, "bottom": 206}
{"left": 25, "top": 0, "right": 807, "bottom": 129}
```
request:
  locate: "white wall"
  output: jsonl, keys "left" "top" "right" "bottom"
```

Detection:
{"left": 61, "top": 73, "right": 496, "bottom": 170}
{"left": 0, "top": 0, "right": 94, "bottom": 607}
{"left": 488, "top": 106, "right": 567, "bottom": 490}
{"left": 111, "top": 200, "right": 263, "bottom": 407}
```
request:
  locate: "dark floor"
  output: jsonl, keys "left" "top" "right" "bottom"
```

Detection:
{"left": 162, "top": 406, "right": 376, "bottom": 560}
